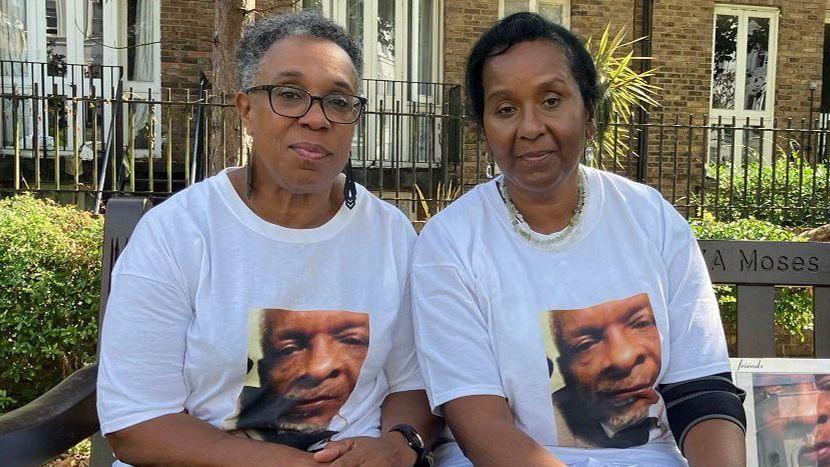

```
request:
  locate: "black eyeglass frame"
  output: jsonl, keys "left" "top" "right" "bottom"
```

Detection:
{"left": 244, "top": 84, "right": 368, "bottom": 124}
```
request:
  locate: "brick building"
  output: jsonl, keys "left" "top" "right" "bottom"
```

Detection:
{"left": 3, "top": 0, "right": 826, "bottom": 137}
{"left": 1, "top": 1, "right": 827, "bottom": 195}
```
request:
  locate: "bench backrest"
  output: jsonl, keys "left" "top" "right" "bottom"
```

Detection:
{"left": 698, "top": 240, "right": 830, "bottom": 358}
{"left": 98, "top": 206, "right": 830, "bottom": 359}
{"left": 96, "top": 198, "right": 153, "bottom": 353}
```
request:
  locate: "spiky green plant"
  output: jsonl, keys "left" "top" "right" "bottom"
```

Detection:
{"left": 585, "top": 26, "right": 661, "bottom": 168}
{"left": 414, "top": 180, "right": 462, "bottom": 220}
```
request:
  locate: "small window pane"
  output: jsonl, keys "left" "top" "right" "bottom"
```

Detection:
{"left": 417, "top": 0, "right": 434, "bottom": 84}
{"left": 0, "top": 0, "right": 28, "bottom": 62}
{"left": 347, "top": 0, "right": 363, "bottom": 48}
{"left": 709, "top": 124, "right": 736, "bottom": 163}
{"left": 744, "top": 17, "right": 770, "bottom": 111}
{"left": 537, "top": 0, "right": 565, "bottom": 25}
{"left": 302, "top": 0, "right": 323, "bottom": 10}
{"left": 376, "top": 0, "right": 395, "bottom": 79}
{"left": 503, "top": 0, "right": 530, "bottom": 16}
{"left": 46, "top": 0, "right": 68, "bottom": 76}
{"left": 712, "top": 14, "right": 738, "bottom": 110}
{"left": 83, "top": 0, "right": 104, "bottom": 77}
{"left": 127, "top": 0, "right": 156, "bottom": 82}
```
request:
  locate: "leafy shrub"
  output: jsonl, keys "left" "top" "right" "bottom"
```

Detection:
{"left": 705, "top": 151, "right": 830, "bottom": 227}
{"left": 690, "top": 215, "right": 812, "bottom": 340}
{"left": 0, "top": 195, "right": 103, "bottom": 412}
{"left": 690, "top": 214, "right": 799, "bottom": 241}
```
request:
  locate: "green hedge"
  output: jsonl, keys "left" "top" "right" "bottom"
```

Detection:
{"left": 0, "top": 195, "right": 103, "bottom": 412}
{"left": 704, "top": 156, "right": 830, "bottom": 227}
{"left": 690, "top": 215, "right": 812, "bottom": 340}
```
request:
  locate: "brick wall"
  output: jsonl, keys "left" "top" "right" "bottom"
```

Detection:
{"left": 571, "top": 0, "right": 634, "bottom": 46}
{"left": 650, "top": 0, "right": 824, "bottom": 122}
{"left": 161, "top": 0, "right": 214, "bottom": 92}
{"left": 161, "top": 0, "right": 297, "bottom": 93}
{"left": 441, "top": 1, "right": 498, "bottom": 185}
{"left": 643, "top": 0, "right": 826, "bottom": 200}
{"left": 442, "top": 1, "right": 498, "bottom": 87}
{"left": 772, "top": 0, "right": 825, "bottom": 121}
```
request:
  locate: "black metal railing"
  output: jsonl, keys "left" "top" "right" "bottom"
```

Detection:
{"left": 2, "top": 64, "right": 829, "bottom": 226}
{"left": 0, "top": 74, "right": 469, "bottom": 218}
{"left": 594, "top": 114, "right": 830, "bottom": 227}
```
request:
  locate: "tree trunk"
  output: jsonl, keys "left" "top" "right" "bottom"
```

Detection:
{"left": 209, "top": 0, "right": 256, "bottom": 176}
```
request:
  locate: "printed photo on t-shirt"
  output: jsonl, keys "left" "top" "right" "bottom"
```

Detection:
{"left": 540, "top": 293, "right": 670, "bottom": 449}
{"left": 224, "top": 308, "right": 370, "bottom": 451}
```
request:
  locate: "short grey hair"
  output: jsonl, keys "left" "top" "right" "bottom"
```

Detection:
{"left": 236, "top": 11, "right": 363, "bottom": 90}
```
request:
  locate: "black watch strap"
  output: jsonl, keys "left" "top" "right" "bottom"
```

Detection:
{"left": 389, "top": 423, "right": 428, "bottom": 466}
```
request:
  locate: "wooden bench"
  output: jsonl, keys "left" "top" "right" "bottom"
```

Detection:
{"left": 698, "top": 240, "right": 830, "bottom": 358}
{"left": 0, "top": 199, "right": 828, "bottom": 464}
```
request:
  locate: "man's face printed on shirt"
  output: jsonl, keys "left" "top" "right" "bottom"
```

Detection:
{"left": 260, "top": 309, "right": 370, "bottom": 432}
{"left": 543, "top": 293, "right": 665, "bottom": 449}
{"left": 230, "top": 309, "right": 369, "bottom": 447}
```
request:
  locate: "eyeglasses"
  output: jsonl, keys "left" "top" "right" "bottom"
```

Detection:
{"left": 244, "top": 85, "right": 367, "bottom": 124}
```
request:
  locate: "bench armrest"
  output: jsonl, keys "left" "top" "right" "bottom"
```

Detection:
{"left": 0, "top": 363, "right": 99, "bottom": 465}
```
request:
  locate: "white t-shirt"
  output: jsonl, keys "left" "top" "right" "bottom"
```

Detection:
{"left": 97, "top": 168, "right": 422, "bottom": 464}
{"left": 412, "top": 166, "right": 731, "bottom": 467}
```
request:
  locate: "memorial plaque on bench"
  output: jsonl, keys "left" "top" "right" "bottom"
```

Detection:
{"left": 699, "top": 240, "right": 830, "bottom": 286}
{"left": 698, "top": 240, "right": 830, "bottom": 358}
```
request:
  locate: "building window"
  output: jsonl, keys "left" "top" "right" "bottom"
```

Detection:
{"left": 127, "top": 0, "right": 155, "bottom": 82}
{"left": 302, "top": 0, "right": 443, "bottom": 165}
{"left": 500, "top": 0, "right": 569, "bottom": 28}
{"left": 709, "top": 5, "right": 778, "bottom": 163}
{"left": 308, "top": 0, "right": 441, "bottom": 82}
{"left": 0, "top": 0, "right": 28, "bottom": 63}
{"left": 82, "top": 0, "right": 104, "bottom": 72}
{"left": 821, "top": 14, "right": 829, "bottom": 113}
{"left": 302, "top": 0, "right": 441, "bottom": 85}
{"left": 45, "top": 0, "right": 67, "bottom": 73}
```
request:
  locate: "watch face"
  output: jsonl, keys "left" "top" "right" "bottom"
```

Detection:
{"left": 393, "top": 424, "right": 425, "bottom": 452}
{"left": 412, "top": 431, "right": 425, "bottom": 449}
{"left": 412, "top": 431, "right": 424, "bottom": 449}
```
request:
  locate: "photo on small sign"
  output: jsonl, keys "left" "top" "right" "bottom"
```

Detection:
{"left": 730, "top": 358, "right": 830, "bottom": 467}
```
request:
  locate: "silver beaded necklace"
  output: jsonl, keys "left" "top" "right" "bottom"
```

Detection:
{"left": 497, "top": 166, "right": 588, "bottom": 252}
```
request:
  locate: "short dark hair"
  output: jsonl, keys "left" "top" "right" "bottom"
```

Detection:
{"left": 465, "top": 12, "right": 599, "bottom": 124}
{"left": 236, "top": 11, "right": 363, "bottom": 90}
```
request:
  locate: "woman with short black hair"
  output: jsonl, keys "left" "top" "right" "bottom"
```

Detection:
{"left": 412, "top": 12, "right": 746, "bottom": 467}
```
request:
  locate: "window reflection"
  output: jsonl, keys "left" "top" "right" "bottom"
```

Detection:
{"left": 744, "top": 17, "right": 770, "bottom": 111}
{"left": 712, "top": 14, "right": 738, "bottom": 110}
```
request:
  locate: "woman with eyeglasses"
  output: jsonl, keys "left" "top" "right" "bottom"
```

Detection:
{"left": 96, "top": 11, "right": 440, "bottom": 467}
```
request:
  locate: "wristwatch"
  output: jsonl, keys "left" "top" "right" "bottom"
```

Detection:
{"left": 389, "top": 423, "right": 430, "bottom": 467}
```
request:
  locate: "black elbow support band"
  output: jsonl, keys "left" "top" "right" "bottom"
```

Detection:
{"left": 658, "top": 372, "right": 747, "bottom": 453}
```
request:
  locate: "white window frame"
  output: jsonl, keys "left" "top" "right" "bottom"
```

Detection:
{"left": 498, "top": 0, "right": 570, "bottom": 28}
{"left": 304, "top": 0, "right": 444, "bottom": 166}
{"left": 819, "top": 13, "right": 830, "bottom": 155}
{"left": 1, "top": 0, "right": 161, "bottom": 157}
{"left": 10, "top": 1, "right": 160, "bottom": 96}
{"left": 110, "top": 0, "right": 162, "bottom": 158}
{"left": 301, "top": 0, "right": 442, "bottom": 85}
{"left": 708, "top": 4, "right": 779, "bottom": 164}
{"left": 7, "top": 1, "right": 117, "bottom": 153}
